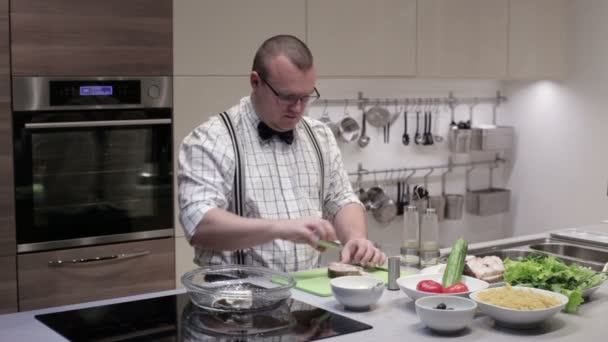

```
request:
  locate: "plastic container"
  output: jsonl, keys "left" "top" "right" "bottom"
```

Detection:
{"left": 181, "top": 265, "right": 295, "bottom": 313}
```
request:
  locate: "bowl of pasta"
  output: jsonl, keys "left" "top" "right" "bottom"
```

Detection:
{"left": 469, "top": 285, "right": 568, "bottom": 328}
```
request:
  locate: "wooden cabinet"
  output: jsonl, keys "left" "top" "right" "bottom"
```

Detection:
{"left": 11, "top": 0, "right": 172, "bottom": 76}
{"left": 18, "top": 238, "right": 175, "bottom": 311}
{"left": 0, "top": 256, "right": 17, "bottom": 314}
{"left": 174, "top": 0, "right": 305, "bottom": 76}
{"left": 416, "top": 0, "right": 508, "bottom": 78}
{"left": 307, "top": 0, "right": 416, "bottom": 77}
{"left": 0, "top": 0, "right": 16, "bottom": 315}
{"left": 508, "top": 0, "right": 567, "bottom": 80}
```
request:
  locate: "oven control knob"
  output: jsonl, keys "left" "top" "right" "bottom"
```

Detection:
{"left": 147, "top": 85, "right": 161, "bottom": 98}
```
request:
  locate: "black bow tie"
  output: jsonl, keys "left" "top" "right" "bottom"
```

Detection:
{"left": 257, "top": 121, "right": 294, "bottom": 145}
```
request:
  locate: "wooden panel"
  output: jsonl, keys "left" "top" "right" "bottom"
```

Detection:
{"left": 307, "top": 0, "right": 416, "bottom": 77}
{"left": 174, "top": 0, "right": 305, "bottom": 76}
{"left": 508, "top": 0, "right": 567, "bottom": 79}
{"left": 416, "top": 0, "right": 508, "bottom": 78}
{"left": 0, "top": 0, "right": 13, "bottom": 258}
{"left": 18, "top": 238, "right": 175, "bottom": 311}
{"left": 0, "top": 256, "right": 17, "bottom": 314}
{"left": 11, "top": 0, "right": 172, "bottom": 76}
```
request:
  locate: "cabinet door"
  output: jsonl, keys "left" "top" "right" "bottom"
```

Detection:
{"left": 0, "top": 256, "right": 17, "bottom": 314}
{"left": 508, "top": 0, "right": 567, "bottom": 80}
{"left": 417, "top": 0, "right": 508, "bottom": 78}
{"left": 11, "top": 0, "right": 172, "bottom": 76}
{"left": 174, "top": 0, "right": 305, "bottom": 76}
{"left": 0, "top": 0, "right": 14, "bottom": 258}
{"left": 18, "top": 238, "right": 175, "bottom": 311}
{"left": 307, "top": 0, "right": 416, "bottom": 77}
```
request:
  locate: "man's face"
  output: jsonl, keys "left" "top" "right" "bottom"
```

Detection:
{"left": 251, "top": 55, "right": 318, "bottom": 132}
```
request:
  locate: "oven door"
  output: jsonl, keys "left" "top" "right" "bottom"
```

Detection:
{"left": 13, "top": 109, "right": 173, "bottom": 253}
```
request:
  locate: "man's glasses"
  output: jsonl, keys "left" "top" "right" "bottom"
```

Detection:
{"left": 260, "top": 76, "right": 320, "bottom": 106}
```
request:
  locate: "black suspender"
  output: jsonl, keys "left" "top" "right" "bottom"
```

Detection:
{"left": 218, "top": 112, "right": 246, "bottom": 265}
{"left": 218, "top": 112, "right": 325, "bottom": 265}
{"left": 301, "top": 119, "right": 325, "bottom": 206}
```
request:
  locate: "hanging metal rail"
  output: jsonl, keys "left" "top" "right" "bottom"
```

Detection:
{"left": 310, "top": 91, "right": 507, "bottom": 110}
{"left": 349, "top": 154, "right": 505, "bottom": 182}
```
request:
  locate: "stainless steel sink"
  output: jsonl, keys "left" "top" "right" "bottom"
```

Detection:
{"left": 464, "top": 237, "right": 608, "bottom": 272}
{"left": 473, "top": 249, "right": 538, "bottom": 260}
{"left": 529, "top": 243, "right": 608, "bottom": 264}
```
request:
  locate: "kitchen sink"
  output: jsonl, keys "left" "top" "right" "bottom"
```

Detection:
{"left": 528, "top": 243, "right": 608, "bottom": 265}
{"left": 463, "top": 237, "right": 607, "bottom": 272}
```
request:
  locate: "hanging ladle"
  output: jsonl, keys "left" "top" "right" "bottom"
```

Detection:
{"left": 358, "top": 111, "right": 370, "bottom": 148}
{"left": 402, "top": 107, "right": 409, "bottom": 146}
{"left": 414, "top": 110, "right": 423, "bottom": 145}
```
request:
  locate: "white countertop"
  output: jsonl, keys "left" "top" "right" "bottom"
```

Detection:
{"left": 2, "top": 228, "right": 608, "bottom": 341}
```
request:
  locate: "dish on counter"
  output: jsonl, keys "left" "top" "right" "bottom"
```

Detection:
{"left": 470, "top": 285, "right": 568, "bottom": 328}
{"left": 330, "top": 275, "right": 385, "bottom": 310}
{"left": 181, "top": 265, "right": 295, "bottom": 312}
{"left": 396, "top": 273, "right": 489, "bottom": 301}
{"left": 415, "top": 296, "right": 477, "bottom": 333}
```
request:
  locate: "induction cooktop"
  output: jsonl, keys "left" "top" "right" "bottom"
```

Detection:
{"left": 36, "top": 293, "right": 372, "bottom": 341}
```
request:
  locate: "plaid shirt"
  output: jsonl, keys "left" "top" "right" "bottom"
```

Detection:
{"left": 178, "top": 96, "right": 360, "bottom": 272}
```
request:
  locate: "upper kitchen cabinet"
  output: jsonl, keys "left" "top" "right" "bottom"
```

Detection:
{"left": 174, "top": 0, "right": 305, "bottom": 76}
{"left": 416, "top": 0, "right": 508, "bottom": 78}
{"left": 508, "top": 0, "right": 567, "bottom": 80}
{"left": 11, "top": 0, "right": 172, "bottom": 76}
{"left": 307, "top": 0, "right": 416, "bottom": 77}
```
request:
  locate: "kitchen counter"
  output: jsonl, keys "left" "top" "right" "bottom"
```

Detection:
{"left": 2, "top": 228, "right": 608, "bottom": 341}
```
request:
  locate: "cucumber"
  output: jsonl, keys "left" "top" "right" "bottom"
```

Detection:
{"left": 442, "top": 238, "right": 468, "bottom": 288}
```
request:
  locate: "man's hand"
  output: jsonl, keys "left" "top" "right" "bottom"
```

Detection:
{"left": 272, "top": 217, "right": 337, "bottom": 249}
{"left": 340, "top": 238, "right": 386, "bottom": 266}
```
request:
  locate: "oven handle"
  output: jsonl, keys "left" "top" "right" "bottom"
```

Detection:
{"left": 47, "top": 250, "right": 150, "bottom": 267}
{"left": 25, "top": 118, "right": 171, "bottom": 129}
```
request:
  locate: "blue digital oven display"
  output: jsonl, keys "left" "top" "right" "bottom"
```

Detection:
{"left": 79, "top": 85, "right": 113, "bottom": 96}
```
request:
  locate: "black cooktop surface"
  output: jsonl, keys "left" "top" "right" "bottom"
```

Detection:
{"left": 36, "top": 294, "right": 372, "bottom": 341}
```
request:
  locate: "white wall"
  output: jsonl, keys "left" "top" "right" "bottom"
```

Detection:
{"left": 308, "top": 78, "right": 510, "bottom": 257}
{"left": 502, "top": 0, "right": 608, "bottom": 237}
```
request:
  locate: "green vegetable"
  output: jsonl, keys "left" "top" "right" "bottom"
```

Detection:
{"left": 504, "top": 255, "right": 607, "bottom": 313}
{"left": 442, "top": 238, "right": 468, "bottom": 288}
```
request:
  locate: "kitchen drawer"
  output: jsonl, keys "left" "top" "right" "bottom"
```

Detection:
{"left": 18, "top": 238, "right": 175, "bottom": 311}
{"left": 0, "top": 255, "right": 17, "bottom": 314}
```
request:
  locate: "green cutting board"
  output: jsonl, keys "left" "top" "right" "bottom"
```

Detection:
{"left": 284, "top": 267, "right": 409, "bottom": 297}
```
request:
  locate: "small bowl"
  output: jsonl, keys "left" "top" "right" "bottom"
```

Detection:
{"left": 397, "top": 273, "right": 489, "bottom": 301}
{"left": 330, "top": 275, "right": 385, "bottom": 310}
{"left": 469, "top": 286, "right": 568, "bottom": 328}
{"left": 415, "top": 296, "right": 477, "bottom": 333}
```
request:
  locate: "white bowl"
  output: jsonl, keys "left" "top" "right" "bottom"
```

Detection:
{"left": 415, "top": 296, "right": 477, "bottom": 333}
{"left": 397, "top": 273, "right": 489, "bottom": 301}
{"left": 330, "top": 275, "right": 385, "bottom": 310}
{"left": 469, "top": 286, "right": 568, "bottom": 328}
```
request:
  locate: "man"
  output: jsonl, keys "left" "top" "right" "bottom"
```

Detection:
{"left": 178, "top": 34, "right": 385, "bottom": 272}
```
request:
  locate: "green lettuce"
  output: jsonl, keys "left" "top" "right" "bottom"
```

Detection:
{"left": 503, "top": 255, "right": 606, "bottom": 313}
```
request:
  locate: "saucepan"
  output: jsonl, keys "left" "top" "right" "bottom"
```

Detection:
{"left": 337, "top": 101, "right": 360, "bottom": 143}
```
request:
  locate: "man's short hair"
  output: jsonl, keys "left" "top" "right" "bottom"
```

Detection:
{"left": 252, "top": 35, "right": 313, "bottom": 79}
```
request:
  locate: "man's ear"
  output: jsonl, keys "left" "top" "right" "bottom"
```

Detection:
{"left": 250, "top": 72, "right": 261, "bottom": 88}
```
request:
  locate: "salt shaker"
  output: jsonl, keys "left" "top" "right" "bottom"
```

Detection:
{"left": 387, "top": 256, "right": 401, "bottom": 291}
{"left": 420, "top": 208, "right": 440, "bottom": 267}
{"left": 400, "top": 205, "right": 420, "bottom": 267}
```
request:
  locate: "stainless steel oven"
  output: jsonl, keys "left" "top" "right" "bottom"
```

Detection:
{"left": 12, "top": 76, "right": 174, "bottom": 253}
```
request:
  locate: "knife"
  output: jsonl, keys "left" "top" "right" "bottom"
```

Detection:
{"left": 316, "top": 239, "right": 342, "bottom": 250}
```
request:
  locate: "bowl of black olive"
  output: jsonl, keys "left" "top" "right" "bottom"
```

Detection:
{"left": 415, "top": 296, "right": 477, "bottom": 334}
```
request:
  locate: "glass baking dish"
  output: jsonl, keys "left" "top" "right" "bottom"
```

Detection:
{"left": 181, "top": 265, "right": 296, "bottom": 313}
